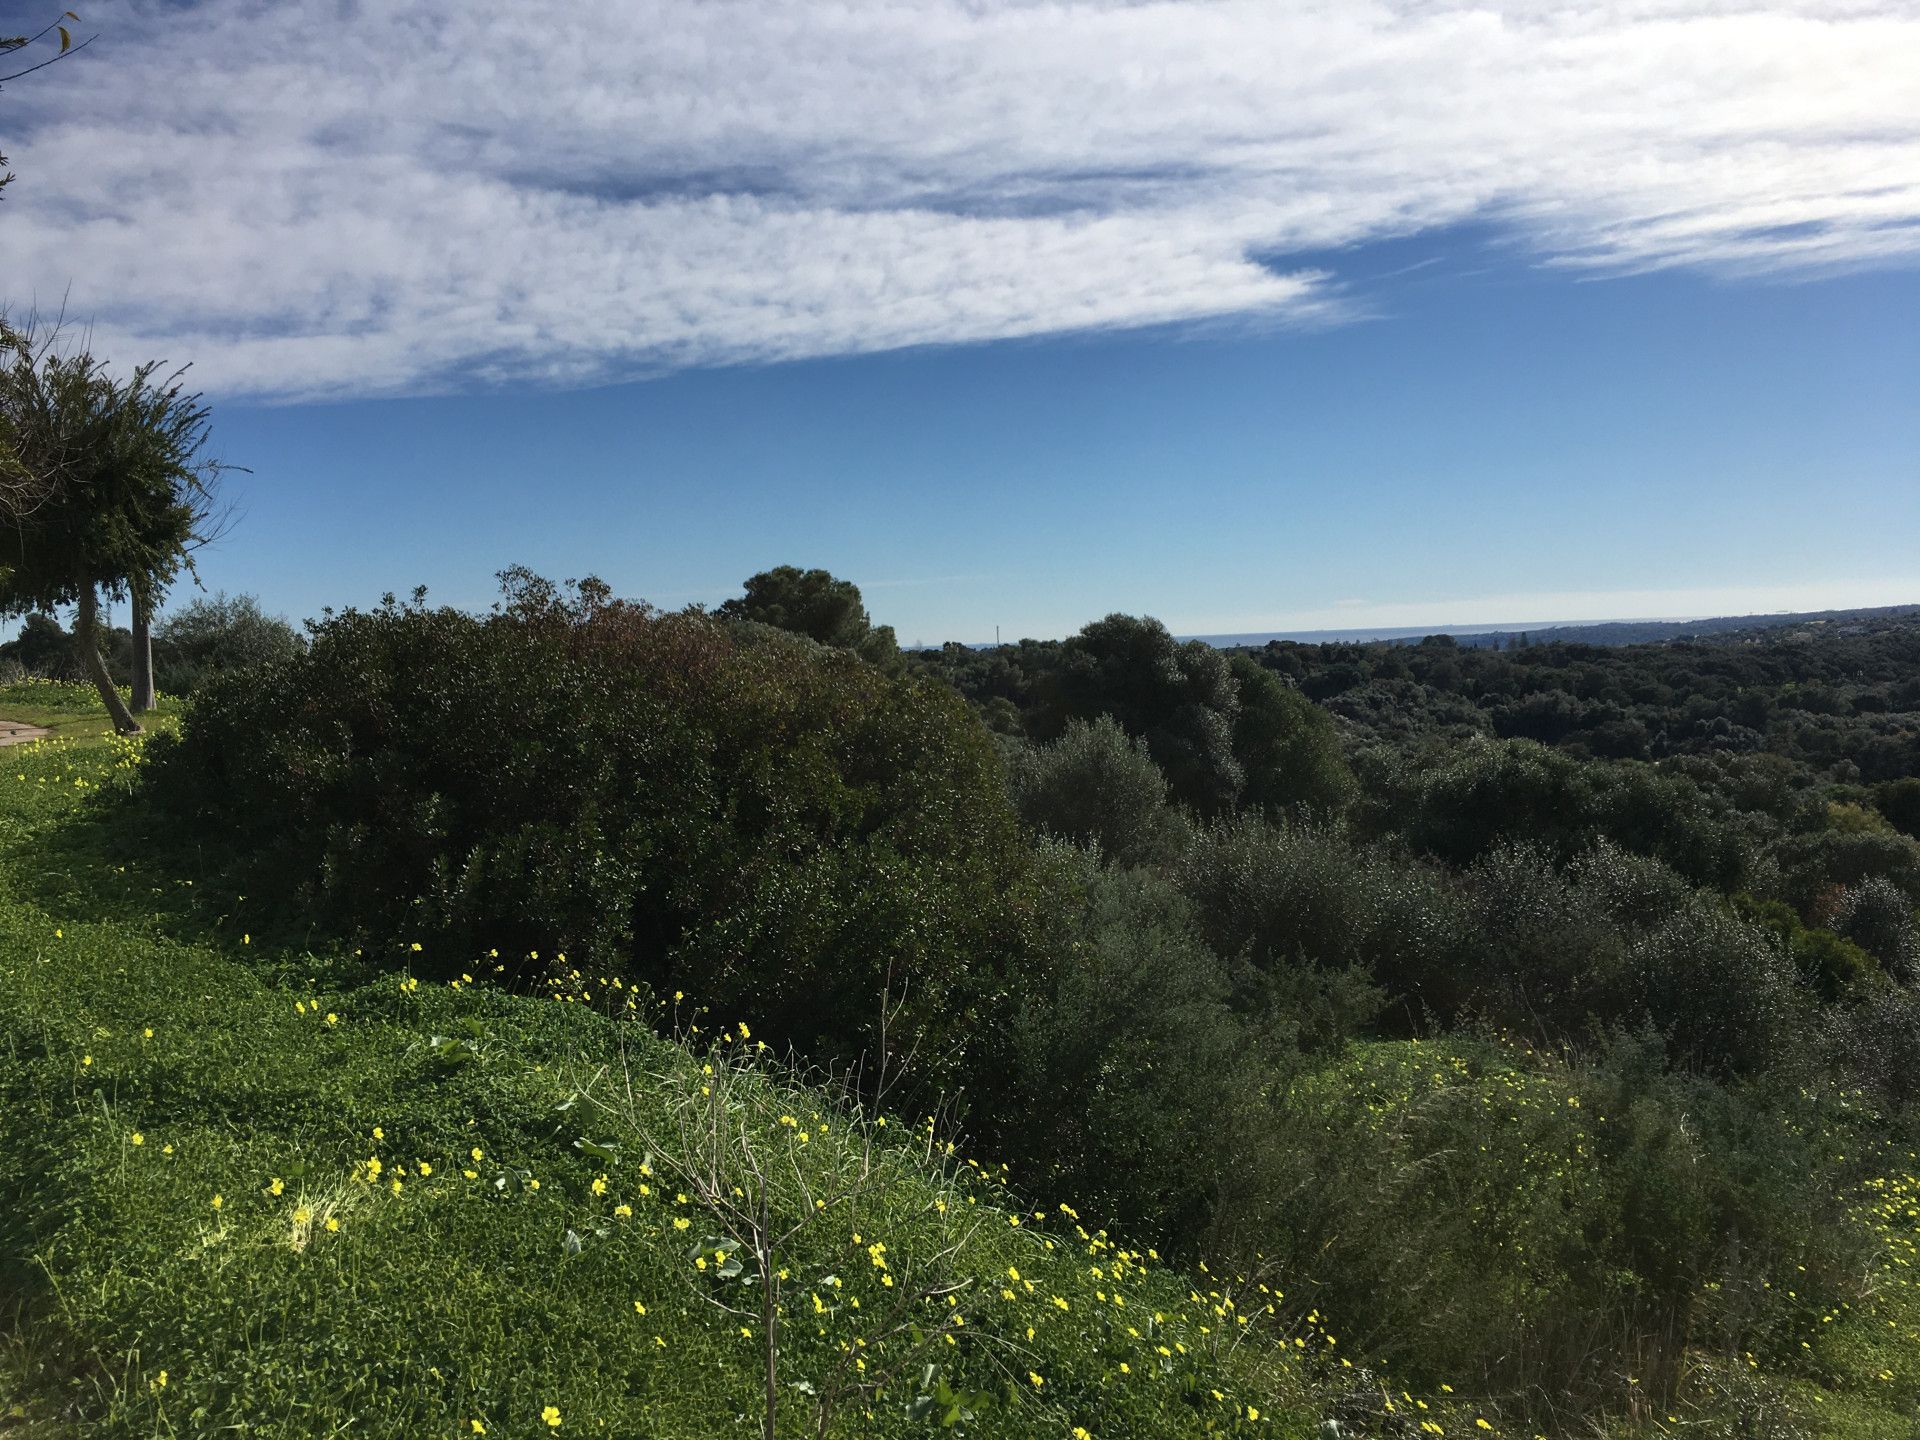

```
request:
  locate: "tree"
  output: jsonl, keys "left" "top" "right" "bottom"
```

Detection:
{"left": 153, "top": 592, "right": 301, "bottom": 695}
{"left": 1228, "top": 655, "right": 1353, "bottom": 816}
{"left": 718, "top": 565, "right": 901, "bottom": 670}
{"left": 0, "top": 609, "right": 74, "bottom": 676}
{"left": 1046, "top": 613, "right": 1244, "bottom": 815}
{"left": 1006, "top": 714, "right": 1189, "bottom": 867}
{"left": 0, "top": 325, "right": 226, "bottom": 732}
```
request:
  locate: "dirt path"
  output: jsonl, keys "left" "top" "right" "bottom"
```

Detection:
{"left": 0, "top": 718, "right": 51, "bottom": 747}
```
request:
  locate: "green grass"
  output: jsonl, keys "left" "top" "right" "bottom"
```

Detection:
{"left": 0, "top": 678, "right": 179, "bottom": 744}
{"left": 0, "top": 717, "right": 1341, "bottom": 1439}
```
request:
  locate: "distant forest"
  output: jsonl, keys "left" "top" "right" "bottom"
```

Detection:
{"left": 1191, "top": 602, "right": 1920, "bottom": 651}
{"left": 920, "top": 603, "right": 1920, "bottom": 791}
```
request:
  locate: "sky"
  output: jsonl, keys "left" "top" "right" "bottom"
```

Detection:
{"left": 2, "top": 0, "right": 1917, "bottom": 643}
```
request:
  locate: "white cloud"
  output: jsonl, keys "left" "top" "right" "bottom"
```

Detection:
{"left": 2, "top": 0, "right": 1916, "bottom": 398}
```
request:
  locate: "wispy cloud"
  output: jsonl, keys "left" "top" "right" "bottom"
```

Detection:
{"left": 3, "top": 0, "right": 1916, "bottom": 398}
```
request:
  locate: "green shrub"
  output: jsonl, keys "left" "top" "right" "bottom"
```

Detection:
{"left": 1654, "top": 919, "right": 1797, "bottom": 1080}
{"left": 971, "top": 857, "right": 1279, "bottom": 1251}
{"left": 140, "top": 576, "right": 1061, "bottom": 1081}
{"left": 1241, "top": 1036, "right": 1860, "bottom": 1419}
{"left": 1227, "top": 655, "right": 1354, "bottom": 817}
{"left": 1178, "top": 814, "right": 1473, "bottom": 1027}
{"left": 1005, "top": 715, "right": 1190, "bottom": 867}
{"left": 1770, "top": 827, "right": 1920, "bottom": 915}
{"left": 1825, "top": 877, "right": 1920, "bottom": 982}
{"left": 1730, "top": 892, "right": 1881, "bottom": 1002}
{"left": 1041, "top": 613, "right": 1245, "bottom": 816}
{"left": 1377, "top": 737, "right": 1751, "bottom": 890}
{"left": 152, "top": 591, "right": 302, "bottom": 695}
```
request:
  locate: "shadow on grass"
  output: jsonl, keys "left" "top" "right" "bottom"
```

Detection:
{"left": 15, "top": 788, "right": 398, "bottom": 992}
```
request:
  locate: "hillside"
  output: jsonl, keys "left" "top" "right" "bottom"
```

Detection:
{"left": 8, "top": 566, "right": 1920, "bottom": 1440}
{"left": 0, "top": 701, "right": 1335, "bottom": 1439}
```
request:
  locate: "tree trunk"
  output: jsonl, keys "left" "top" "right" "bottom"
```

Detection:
{"left": 73, "top": 582, "right": 140, "bottom": 735}
{"left": 130, "top": 578, "right": 156, "bottom": 712}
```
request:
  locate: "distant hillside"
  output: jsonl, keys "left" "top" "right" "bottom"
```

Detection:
{"left": 1191, "top": 602, "right": 1920, "bottom": 650}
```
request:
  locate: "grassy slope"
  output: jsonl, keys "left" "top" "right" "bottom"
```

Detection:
{"left": 0, "top": 692, "right": 1333, "bottom": 1439}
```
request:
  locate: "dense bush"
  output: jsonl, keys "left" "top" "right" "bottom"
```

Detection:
{"left": 1822, "top": 987, "right": 1920, "bottom": 1106}
{"left": 142, "top": 575, "right": 1062, "bottom": 1079}
{"left": 714, "top": 564, "right": 902, "bottom": 671}
{"left": 1731, "top": 892, "right": 1882, "bottom": 1002}
{"left": 1005, "top": 715, "right": 1189, "bottom": 867}
{"left": 1238, "top": 1037, "right": 1861, "bottom": 1416}
{"left": 1227, "top": 653, "right": 1354, "bottom": 816}
{"left": 1823, "top": 876, "right": 1920, "bottom": 981}
{"left": 974, "top": 857, "right": 1273, "bottom": 1249}
{"left": 1374, "top": 736, "right": 1752, "bottom": 890}
{"left": 152, "top": 591, "right": 302, "bottom": 694}
{"left": 1769, "top": 826, "right": 1920, "bottom": 915}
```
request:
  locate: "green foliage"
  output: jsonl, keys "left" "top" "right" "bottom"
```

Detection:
{"left": 0, "top": 328, "right": 216, "bottom": 615}
{"left": 1178, "top": 813, "right": 1459, "bottom": 1031}
{"left": 1376, "top": 736, "right": 1752, "bottom": 890}
{"left": 141, "top": 574, "right": 1057, "bottom": 1082}
{"left": 1046, "top": 613, "right": 1245, "bottom": 816}
{"left": 1005, "top": 714, "right": 1190, "bottom": 867}
{"left": 0, "top": 610, "right": 75, "bottom": 676}
{"left": 1242, "top": 1036, "right": 1877, "bottom": 1422}
{"left": 1823, "top": 877, "right": 1920, "bottom": 982}
{"left": 1227, "top": 655, "right": 1354, "bottom": 817}
{"left": 976, "top": 858, "right": 1274, "bottom": 1250}
{"left": 716, "top": 564, "right": 902, "bottom": 670}
{"left": 1730, "top": 892, "right": 1881, "bottom": 1003}
{"left": 152, "top": 590, "right": 302, "bottom": 694}
{"left": 1770, "top": 826, "right": 1920, "bottom": 916}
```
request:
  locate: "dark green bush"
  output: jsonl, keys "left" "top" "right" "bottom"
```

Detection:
{"left": 141, "top": 575, "right": 1061, "bottom": 1079}
{"left": 1625, "top": 899, "right": 1800, "bottom": 1077}
{"left": 1040, "top": 614, "right": 1245, "bottom": 816}
{"left": 1227, "top": 655, "right": 1354, "bottom": 817}
{"left": 973, "top": 856, "right": 1276, "bottom": 1250}
{"left": 1769, "top": 826, "right": 1920, "bottom": 915}
{"left": 1731, "top": 893, "right": 1881, "bottom": 1002}
{"left": 1825, "top": 876, "right": 1920, "bottom": 982}
{"left": 1821, "top": 988, "right": 1920, "bottom": 1107}
{"left": 1177, "top": 814, "right": 1464, "bottom": 1027}
{"left": 1239, "top": 1035, "right": 1857, "bottom": 1418}
{"left": 1005, "top": 715, "right": 1190, "bottom": 868}
{"left": 1376, "top": 737, "right": 1751, "bottom": 890}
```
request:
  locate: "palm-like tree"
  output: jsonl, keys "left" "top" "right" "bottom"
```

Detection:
{"left": 0, "top": 322, "right": 228, "bottom": 732}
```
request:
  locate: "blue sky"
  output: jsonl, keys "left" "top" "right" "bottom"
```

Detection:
{"left": 188, "top": 238, "right": 1919, "bottom": 643}
{"left": 5, "top": 1, "right": 1918, "bottom": 642}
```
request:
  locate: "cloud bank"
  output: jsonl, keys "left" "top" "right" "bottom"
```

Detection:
{"left": 3, "top": 0, "right": 1916, "bottom": 398}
